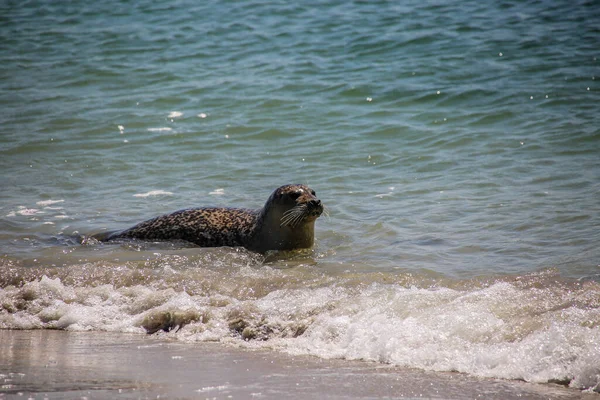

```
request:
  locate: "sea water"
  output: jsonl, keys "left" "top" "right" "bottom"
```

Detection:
{"left": 1, "top": 0, "right": 599, "bottom": 392}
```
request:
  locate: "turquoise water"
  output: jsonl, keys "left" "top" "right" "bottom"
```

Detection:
{"left": 1, "top": 0, "right": 599, "bottom": 392}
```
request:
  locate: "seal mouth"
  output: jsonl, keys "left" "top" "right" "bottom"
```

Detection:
{"left": 280, "top": 201, "right": 323, "bottom": 228}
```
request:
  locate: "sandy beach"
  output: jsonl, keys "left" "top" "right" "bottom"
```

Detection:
{"left": 0, "top": 330, "right": 594, "bottom": 400}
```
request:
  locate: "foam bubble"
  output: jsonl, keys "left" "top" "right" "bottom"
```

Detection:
{"left": 9, "top": 207, "right": 43, "bottom": 216}
{"left": 168, "top": 111, "right": 183, "bottom": 118}
{"left": 133, "top": 190, "right": 174, "bottom": 197}
{"left": 147, "top": 127, "right": 173, "bottom": 132}
{"left": 36, "top": 200, "right": 65, "bottom": 207}
{"left": 196, "top": 385, "right": 229, "bottom": 393}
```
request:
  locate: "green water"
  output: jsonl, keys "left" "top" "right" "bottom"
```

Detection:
{"left": 2, "top": 0, "right": 598, "bottom": 277}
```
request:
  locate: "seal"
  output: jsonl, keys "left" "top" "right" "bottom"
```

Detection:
{"left": 93, "top": 184, "right": 324, "bottom": 253}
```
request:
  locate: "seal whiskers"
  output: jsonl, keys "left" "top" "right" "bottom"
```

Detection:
{"left": 280, "top": 204, "right": 309, "bottom": 228}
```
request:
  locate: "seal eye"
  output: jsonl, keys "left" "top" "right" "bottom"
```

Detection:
{"left": 289, "top": 191, "right": 302, "bottom": 200}
{"left": 311, "top": 190, "right": 316, "bottom": 196}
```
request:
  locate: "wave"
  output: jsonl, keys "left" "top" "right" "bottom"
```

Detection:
{"left": 1, "top": 254, "right": 598, "bottom": 392}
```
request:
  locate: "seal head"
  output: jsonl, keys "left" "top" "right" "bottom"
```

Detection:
{"left": 93, "top": 184, "right": 323, "bottom": 253}
{"left": 248, "top": 184, "right": 323, "bottom": 253}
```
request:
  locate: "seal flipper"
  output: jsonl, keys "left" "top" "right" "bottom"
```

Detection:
{"left": 91, "top": 230, "right": 121, "bottom": 242}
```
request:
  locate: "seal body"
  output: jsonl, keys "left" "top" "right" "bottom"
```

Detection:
{"left": 94, "top": 184, "right": 324, "bottom": 253}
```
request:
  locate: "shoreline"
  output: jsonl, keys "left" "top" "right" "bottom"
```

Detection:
{"left": 0, "top": 330, "right": 594, "bottom": 399}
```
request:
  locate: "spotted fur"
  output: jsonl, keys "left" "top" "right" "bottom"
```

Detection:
{"left": 94, "top": 184, "right": 323, "bottom": 253}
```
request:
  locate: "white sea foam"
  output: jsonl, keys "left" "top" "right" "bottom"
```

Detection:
{"left": 133, "top": 190, "right": 174, "bottom": 197}
{"left": 196, "top": 385, "right": 229, "bottom": 393}
{"left": 7, "top": 202, "right": 68, "bottom": 218}
{"left": 274, "top": 283, "right": 600, "bottom": 388}
{"left": 36, "top": 200, "right": 65, "bottom": 207}
{"left": 147, "top": 127, "right": 172, "bottom": 132}
{"left": 0, "top": 265, "right": 598, "bottom": 392}
{"left": 7, "top": 207, "right": 43, "bottom": 217}
{"left": 209, "top": 188, "right": 225, "bottom": 195}
{"left": 168, "top": 111, "right": 183, "bottom": 118}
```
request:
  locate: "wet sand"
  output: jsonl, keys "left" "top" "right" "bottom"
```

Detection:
{"left": 0, "top": 330, "right": 593, "bottom": 400}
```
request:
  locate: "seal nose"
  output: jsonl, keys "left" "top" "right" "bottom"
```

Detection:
{"left": 309, "top": 199, "right": 323, "bottom": 216}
